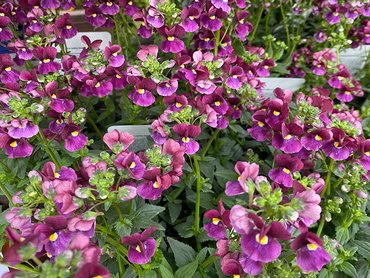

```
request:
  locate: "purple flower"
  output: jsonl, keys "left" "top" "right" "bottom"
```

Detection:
{"left": 158, "top": 25, "right": 185, "bottom": 53}
{"left": 85, "top": 8, "right": 107, "bottom": 27}
{"left": 100, "top": 1, "right": 120, "bottom": 15}
{"left": 133, "top": 11, "right": 152, "bottom": 39}
{"left": 264, "top": 99, "right": 290, "bottom": 129}
{"left": 200, "top": 8, "right": 226, "bottom": 31}
{"left": 202, "top": 91, "right": 229, "bottom": 115}
{"left": 322, "top": 128, "right": 357, "bottom": 161}
{"left": 115, "top": 152, "right": 145, "bottom": 180}
{"left": 301, "top": 128, "right": 332, "bottom": 151}
{"left": 240, "top": 213, "right": 291, "bottom": 263}
{"left": 103, "top": 129, "right": 135, "bottom": 152}
{"left": 147, "top": 7, "right": 164, "bottom": 28}
{"left": 358, "top": 139, "right": 370, "bottom": 170}
{"left": 0, "top": 16, "right": 13, "bottom": 41}
{"left": 225, "top": 161, "right": 259, "bottom": 196}
{"left": 128, "top": 77, "right": 156, "bottom": 107}
{"left": 272, "top": 123, "right": 304, "bottom": 154}
{"left": 63, "top": 125, "right": 88, "bottom": 152}
{"left": 235, "top": 11, "right": 253, "bottom": 41}
{"left": 291, "top": 232, "right": 331, "bottom": 273}
{"left": 257, "top": 59, "right": 274, "bottom": 77}
{"left": 121, "top": 227, "right": 157, "bottom": 264}
{"left": 268, "top": 154, "right": 304, "bottom": 187}
{"left": 81, "top": 78, "right": 113, "bottom": 98}
{"left": 104, "top": 44, "right": 125, "bottom": 68}
{"left": 33, "top": 47, "right": 61, "bottom": 75}
{"left": 220, "top": 252, "right": 243, "bottom": 277}
{"left": 40, "top": 0, "right": 60, "bottom": 9}
{"left": 8, "top": 40, "right": 33, "bottom": 61}
{"left": 226, "top": 66, "right": 244, "bottom": 90}
{"left": 137, "top": 168, "right": 171, "bottom": 200}
{"left": 229, "top": 205, "right": 254, "bottom": 235}
{"left": 314, "top": 31, "right": 328, "bottom": 43}
{"left": 157, "top": 79, "right": 178, "bottom": 96}
{"left": 248, "top": 110, "right": 272, "bottom": 142}
{"left": 75, "top": 263, "right": 110, "bottom": 278}
{"left": 211, "top": 0, "right": 231, "bottom": 13}
{"left": 180, "top": 7, "right": 200, "bottom": 32}
{"left": 294, "top": 189, "right": 322, "bottom": 228}
{"left": 0, "top": 133, "right": 33, "bottom": 158}
{"left": 173, "top": 123, "right": 201, "bottom": 154}
{"left": 204, "top": 200, "right": 230, "bottom": 240}
{"left": 7, "top": 119, "right": 39, "bottom": 139}
{"left": 239, "top": 254, "right": 263, "bottom": 276}
{"left": 54, "top": 14, "right": 77, "bottom": 39}
{"left": 325, "top": 10, "right": 341, "bottom": 25}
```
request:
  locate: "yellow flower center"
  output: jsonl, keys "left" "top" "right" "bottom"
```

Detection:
{"left": 257, "top": 121, "right": 264, "bottom": 127}
{"left": 107, "top": 1, "right": 113, "bottom": 6}
{"left": 153, "top": 181, "right": 159, "bottom": 188}
{"left": 175, "top": 102, "right": 182, "bottom": 108}
{"left": 214, "top": 101, "right": 221, "bottom": 107}
{"left": 239, "top": 19, "right": 244, "bottom": 24}
{"left": 5, "top": 67, "right": 11, "bottom": 72}
{"left": 112, "top": 52, "right": 118, "bottom": 57}
{"left": 365, "top": 151, "right": 370, "bottom": 157}
{"left": 129, "top": 161, "right": 136, "bottom": 169}
{"left": 49, "top": 232, "right": 58, "bottom": 242}
{"left": 273, "top": 110, "right": 280, "bottom": 116}
{"left": 204, "top": 38, "right": 210, "bottom": 42}
{"left": 189, "top": 16, "right": 195, "bottom": 20}
{"left": 46, "top": 252, "right": 52, "bottom": 258}
{"left": 315, "top": 135, "right": 322, "bottom": 141}
{"left": 212, "top": 217, "right": 221, "bottom": 225}
{"left": 233, "top": 275, "right": 240, "bottom": 278}
{"left": 95, "top": 82, "right": 101, "bottom": 88}
{"left": 221, "top": 42, "right": 227, "bottom": 47}
{"left": 43, "top": 58, "right": 50, "bottom": 63}
{"left": 116, "top": 74, "right": 122, "bottom": 79}
{"left": 307, "top": 243, "right": 318, "bottom": 251}
{"left": 210, "top": 16, "right": 216, "bottom": 20}
{"left": 283, "top": 168, "right": 291, "bottom": 174}
{"left": 56, "top": 119, "right": 63, "bottom": 124}
{"left": 51, "top": 94, "right": 57, "bottom": 99}
{"left": 232, "top": 75, "right": 238, "bottom": 79}
{"left": 54, "top": 172, "right": 60, "bottom": 178}
{"left": 338, "top": 76, "right": 344, "bottom": 81}
{"left": 128, "top": 1, "right": 133, "bottom": 5}
{"left": 138, "top": 89, "right": 145, "bottom": 94}
{"left": 182, "top": 137, "right": 190, "bottom": 143}
{"left": 66, "top": 25, "right": 72, "bottom": 30}
{"left": 136, "top": 245, "right": 141, "bottom": 253}
{"left": 334, "top": 142, "right": 341, "bottom": 148}
{"left": 10, "top": 141, "right": 17, "bottom": 148}
{"left": 255, "top": 233, "right": 269, "bottom": 245}
{"left": 284, "top": 134, "right": 292, "bottom": 140}
{"left": 167, "top": 36, "right": 175, "bottom": 41}
{"left": 345, "top": 91, "right": 351, "bottom": 95}
{"left": 92, "top": 13, "right": 97, "bottom": 18}
{"left": 71, "top": 131, "right": 79, "bottom": 137}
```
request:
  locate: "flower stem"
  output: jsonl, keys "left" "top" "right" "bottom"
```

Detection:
{"left": 201, "top": 129, "right": 220, "bottom": 159}
{"left": 0, "top": 180, "right": 13, "bottom": 206}
{"left": 192, "top": 155, "right": 202, "bottom": 251}
{"left": 38, "top": 131, "right": 62, "bottom": 169}
{"left": 214, "top": 29, "right": 221, "bottom": 56}
{"left": 86, "top": 113, "right": 103, "bottom": 140}
{"left": 250, "top": 7, "right": 264, "bottom": 43}
{"left": 316, "top": 216, "right": 325, "bottom": 237}
{"left": 321, "top": 159, "right": 334, "bottom": 197}
{"left": 280, "top": 1, "right": 291, "bottom": 49}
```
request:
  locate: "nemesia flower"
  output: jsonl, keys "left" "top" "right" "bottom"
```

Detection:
{"left": 137, "top": 168, "right": 171, "bottom": 200}
{"left": 33, "top": 46, "right": 61, "bottom": 75}
{"left": 291, "top": 232, "right": 331, "bottom": 273}
{"left": 225, "top": 161, "right": 260, "bottom": 196}
{"left": 115, "top": 152, "right": 145, "bottom": 180}
{"left": 204, "top": 200, "right": 230, "bottom": 239}
{"left": 157, "top": 25, "right": 186, "bottom": 53}
{"left": 63, "top": 125, "right": 88, "bottom": 152}
{"left": 103, "top": 129, "right": 135, "bottom": 152}
{"left": 7, "top": 119, "right": 39, "bottom": 139}
{"left": 322, "top": 128, "right": 357, "bottom": 161}
{"left": 104, "top": 43, "right": 125, "bottom": 67}
{"left": 173, "top": 123, "right": 201, "bottom": 155}
{"left": 269, "top": 154, "right": 304, "bottom": 187}
{"left": 54, "top": 14, "right": 77, "bottom": 39}
{"left": 301, "top": 129, "right": 332, "bottom": 151}
{"left": 75, "top": 263, "right": 110, "bottom": 278}
{"left": 180, "top": 7, "right": 201, "bottom": 32}
{"left": 128, "top": 77, "right": 156, "bottom": 107}
{"left": 121, "top": 226, "right": 157, "bottom": 264}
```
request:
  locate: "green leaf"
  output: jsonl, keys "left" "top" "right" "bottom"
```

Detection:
{"left": 123, "top": 266, "right": 138, "bottom": 278}
{"left": 167, "top": 237, "right": 196, "bottom": 267}
{"left": 142, "top": 270, "right": 157, "bottom": 278}
{"left": 354, "top": 240, "right": 370, "bottom": 259}
{"left": 196, "top": 248, "right": 208, "bottom": 263}
{"left": 338, "top": 262, "right": 358, "bottom": 278}
{"left": 174, "top": 260, "right": 198, "bottom": 278}
{"left": 131, "top": 204, "right": 165, "bottom": 229}
{"left": 168, "top": 202, "right": 181, "bottom": 223}
{"left": 318, "top": 268, "right": 333, "bottom": 278}
{"left": 336, "top": 226, "right": 350, "bottom": 244}
{"left": 160, "top": 265, "right": 174, "bottom": 278}
{"left": 231, "top": 39, "right": 246, "bottom": 57}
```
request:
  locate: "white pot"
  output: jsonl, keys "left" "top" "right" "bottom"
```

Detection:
{"left": 0, "top": 264, "right": 8, "bottom": 276}
{"left": 259, "top": 78, "right": 305, "bottom": 98}
{"left": 339, "top": 45, "right": 370, "bottom": 75}
{"left": 107, "top": 125, "right": 152, "bottom": 152}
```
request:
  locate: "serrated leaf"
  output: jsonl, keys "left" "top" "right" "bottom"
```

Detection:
{"left": 318, "top": 268, "right": 332, "bottom": 278}
{"left": 168, "top": 202, "right": 181, "bottom": 223}
{"left": 196, "top": 248, "right": 208, "bottom": 263}
{"left": 167, "top": 237, "right": 196, "bottom": 267}
{"left": 142, "top": 270, "right": 157, "bottom": 278}
{"left": 336, "top": 226, "right": 350, "bottom": 244}
{"left": 174, "top": 260, "right": 198, "bottom": 278}
{"left": 131, "top": 204, "right": 165, "bottom": 229}
{"left": 339, "top": 262, "right": 358, "bottom": 278}
{"left": 354, "top": 240, "right": 370, "bottom": 259}
{"left": 123, "top": 266, "right": 138, "bottom": 278}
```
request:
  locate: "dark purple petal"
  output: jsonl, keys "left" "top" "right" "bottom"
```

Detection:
{"left": 239, "top": 254, "right": 263, "bottom": 276}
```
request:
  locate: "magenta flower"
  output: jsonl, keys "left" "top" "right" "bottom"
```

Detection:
{"left": 40, "top": 0, "right": 61, "bottom": 9}
{"left": 269, "top": 154, "right": 304, "bottom": 187}
{"left": 147, "top": 7, "right": 164, "bottom": 28}
{"left": 211, "top": 0, "right": 231, "bottom": 13}
{"left": 294, "top": 189, "right": 322, "bottom": 228}
{"left": 54, "top": 14, "right": 77, "bottom": 39}
{"left": 173, "top": 123, "right": 201, "bottom": 154}
{"left": 247, "top": 110, "right": 272, "bottom": 142}
{"left": 200, "top": 8, "right": 226, "bottom": 31}
{"left": 104, "top": 44, "right": 125, "bottom": 67}
{"left": 81, "top": 78, "right": 113, "bottom": 98}
{"left": 272, "top": 123, "right": 304, "bottom": 154}
{"left": 204, "top": 200, "right": 231, "bottom": 239}
{"left": 75, "top": 263, "right": 110, "bottom": 278}
{"left": 0, "top": 16, "right": 13, "bottom": 41}
{"left": 115, "top": 152, "right": 145, "bottom": 180}
{"left": 7, "top": 119, "right": 39, "bottom": 139}
{"left": 103, "top": 129, "right": 135, "bottom": 152}
{"left": 63, "top": 125, "right": 88, "bottom": 152}
{"left": 180, "top": 7, "right": 201, "bottom": 32}
{"left": 301, "top": 129, "right": 332, "bottom": 151}
{"left": 100, "top": 1, "right": 119, "bottom": 15}
{"left": 137, "top": 168, "right": 171, "bottom": 200}
{"left": 291, "top": 232, "right": 331, "bottom": 273}
{"left": 33, "top": 46, "right": 61, "bottom": 74}
{"left": 229, "top": 205, "right": 254, "bottom": 235}
{"left": 322, "top": 128, "right": 357, "bottom": 161}
{"left": 8, "top": 40, "right": 33, "bottom": 61}
{"left": 157, "top": 79, "right": 178, "bottom": 96}
{"left": 202, "top": 91, "right": 229, "bottom": 115}
{"left": 128, "top": 77, "right": 156, "bottom": 107}
{"left": 239, "top": 254, "right": 263, "bottom": 276}
{"left": 0, "top": 133, "right": 33, "bottom": 158}
{"left": 158, "top": 25, "right": 186, "bottom": 53}
{"left": 358, "top": 139, "right": 370, "bottom": 170}
{"left": 235, "top": 11, "right": 253, "bottom": 41}
{"left": 226, "top": 66, "right": 244, "bottom": 90}
{"left": 121, "top": 227, "right": 157, "bottom": 264}
{"left": 240, "top": 213, "right": 291, "bottom": 263}
{"left": 225, "top": 161, "right": 260, "bottom": 196}
{"left": 151, "top": 119, "right": 168, "bottom": 144}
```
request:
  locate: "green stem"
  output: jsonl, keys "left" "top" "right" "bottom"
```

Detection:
{"left": 250, "top": 7, "right": 264, "bottom": 43}
{"left": 321, "top": 159, "right": 334, "bottom": 197}
{"left": 0, "top": 160, "right": 11, "bottom": 173}
{"left": 4, "top": 263, "right": 39, "bottom": 274}
{"left": 114, "top": 203, "right": 124, "bottom": 221}
{"left": 192, "top": 155, "right": 202, "bottom": 251}
{"left": 38, "top": 132, "right": 62, "bottom": 169}
{"left": 201, "top": 129, "right": 220, "bottom": 159}
{"left": 280, "top": 1, "right": 291, "bottom": 49}
{"left": 214, "top": 29, "right": 221, "bottom": 56}
{"left": 316, "top": 216, "right": 325, "bottom": 237}
{"left": 200, "top": 255, "right": 216, "bottom": 269}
